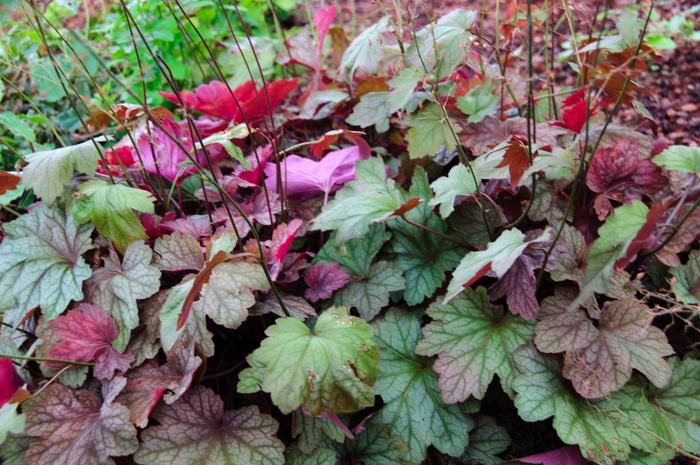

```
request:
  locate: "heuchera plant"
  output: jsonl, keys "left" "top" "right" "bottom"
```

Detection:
{"left": 1, "top": 3, "right": 700, "bottom": 465}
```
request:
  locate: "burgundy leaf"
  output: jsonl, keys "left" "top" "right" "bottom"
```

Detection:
{"left": 587, "top": 136, "right": 668, "bottom": 202}
{"left": 115, "top": 340, "right": 202, "bottom": 428}
{"left": 304, "top": 262, "right": 352, "bottom": 302}
{"left": 264, "top": 145, "right": 369, "bottom": 201}
{"left": 47, "top": 304, "right": 135, "bottom": 380}
{"left": 0, "top": 358, "right": 25, "bottom": 407}
{"left": 489, "top": 254, "right": 540, "bottom": 320}
{"left": 277, "top": 251, "right": 313, "bottom": 284}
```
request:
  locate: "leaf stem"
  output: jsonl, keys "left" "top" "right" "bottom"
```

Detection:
{"left": 0, "top": 354, "right": 95, "bottom": 367}
{"left": 400, "top": 216, "right": 472, "bottom": 250}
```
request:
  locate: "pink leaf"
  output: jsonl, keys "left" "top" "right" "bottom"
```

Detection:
{"left": 47, "top": 304, "right": 135, "bottom": 380}
{"left": 517, "top": 446, "right": 588, "bottom": 465}
{"left": 264, "top": 145, "right": 368, "bottom": 200}
{"left": 312, "top": 6, "right": 336, "bottom": 53}
{"left": 304, "top": 262, "right": 351, "bottom": 302}
{"left": 0, "top": 358, "right": 25, "bottom": 408}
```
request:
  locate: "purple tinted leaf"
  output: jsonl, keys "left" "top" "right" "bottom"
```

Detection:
{"left": 304, "top": 262, "right": 351, "bottom": 302}
{"left": 25, "top": 380, "right": 138, "bottom": 464}
{"left": 134, "top": 386, "right": 284, "bottom": 464}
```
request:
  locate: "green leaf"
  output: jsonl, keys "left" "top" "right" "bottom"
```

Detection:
{"left": 193, "top": 123, "right": 250, "bottom": 167}
{"left": 322, "top": 423, "right": 409, "bottom": 465}
{"left": 346, "top": 92, "right": 391, "bottom": 133}
{"left": 445, "top": 228, "right": 550, "bottom": 302}
{"left": 405, "top": 103, "right": 461, "bottom": 159}
{"left": 339, "top": 16, "right": 391, "bottom": 80}
{"left": 285, "top": 445, "right": 336, "bottom": 465}
{"left": 88, "top": 241, "right": 161, "bottom": 352}
{"left": 159, "top": 277, "right": 196, "bottom": 352}
{"left": 457, "top": 416, "right": 510, "bottom": 465}
{"left": 386, "top": 68, "right": 422, "bottom": 114}
{"left": 429, "top": 164, "right": 479, "bottom": 219}
{"left": 292, "top": 408, "right": 350, "bottom": 455}
{"left": 73, "top": 181, "right": 155, "bottom": 254}
{"left": 333, "top": 261, "right": 405, "bottom": 321}
{"left": 346, "top": 69, "right": 422, "bottom": 133}
{"left": 568, "top": 201, "right": 648, "bottom": 310}
{"left": 244, "top": 307, "right": 380, "bottom": 415}
{"left": 387, "top": 166, "right": 465, "bottom": 305}
{"left": 312, "top": 157, "right": 407, "bottom": 246}
{"left": 22, "top": 139, "right": 104, "bottom": 205}
{"left": 415, "top": 287, "right": 535, "bottom": 402}
{"left": 0, "top": 203, "right": 93, "bottom": 324}
{"left": 617, "top": 11, "right": 644, "bottom": 47}
{"left": 512, "top": 344, "right": 631, "bottom": 464}
{"left": 644, "top": 357, "right": 700, "bottom": 453}
{"left": 0, "top": 112, "right": 35, "bottom": 142}
{"left": 405, "top": 9, "right": 477, "bottom": 76}
{"left": 316, "top": 224, "right": 404, "bottom": 320}
{"left": 652, "top": 145, "right": 700, "bottom": 175}
{"left": 0, "top": 403, "right": 25, "bottom": 445}
{"left": 236, "top": 358, "right": 266, "bottom": 394}
{"left": 601, "top": 370, "right": 700, "bottom": 455}
{"left": 193, "top": 261, "right": 270, "bottom": 328}
{"left": 670, "top": 249, "right": 700, "bottom": 305}
{"left": 372, "top": 308, "right": 472, "bottom": 462}
{"left": 315, "top": 224, "right": 390, "bottom": 277}
{"left": 456, "top": 84, "right": 499, "bottom": 123}
{"left": 134, "top": 386, "right": 284, "bottom": 465}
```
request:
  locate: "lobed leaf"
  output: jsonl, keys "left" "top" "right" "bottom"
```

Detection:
{"left": 25, "top": 380, "right": 138, "bottom": 465}
{"left": 0, "top": 203, "right": 93, "bottom": 325}
{"left": 241, "top": 306, "right": 380, "bottom": 415}
{"left": 416, "top": 287, "right": 534, "bottom": 402}
{"left": 73, "top": 181, "right": 155, "bottom": 254}
{"left": 512, "top": 344, "right": 631, "bottom": 464}
{"left": 372, "top": 308, "right": 472, "bottom": 462}
{"left": 88, "top": 240, "right": 161, "bottom": 352}
{"left": 134, "top": 386, "right": 284, "bottom": 465}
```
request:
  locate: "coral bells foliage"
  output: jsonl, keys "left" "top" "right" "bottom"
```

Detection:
{"left": 3, "top": 6, "right": 700, "bottom": 465}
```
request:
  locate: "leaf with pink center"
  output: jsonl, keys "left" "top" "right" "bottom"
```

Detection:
{"left": 47, "top": 304, "right": 135, "bottom": 380}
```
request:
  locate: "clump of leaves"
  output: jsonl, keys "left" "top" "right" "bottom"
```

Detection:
{"left": 1, "top": 2, "right": 699, "bottom": 465}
